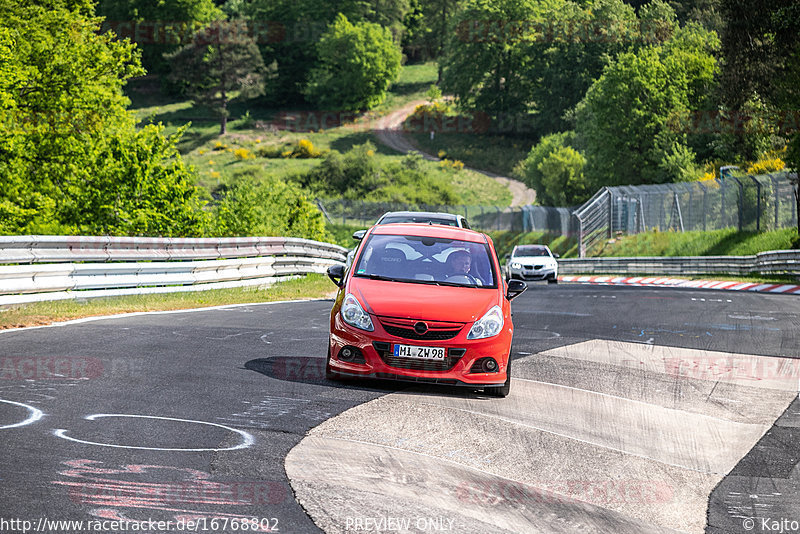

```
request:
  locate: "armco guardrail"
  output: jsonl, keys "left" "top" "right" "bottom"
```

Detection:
{"left": 558, "top": 250, "right": 800, "bottom": 277}
{"left": 0, "top": 236, "right": 347, "bottom": 305}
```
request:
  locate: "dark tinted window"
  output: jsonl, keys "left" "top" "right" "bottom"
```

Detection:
{"left": 514, "top": 246, "right": 550, "bottom": 257}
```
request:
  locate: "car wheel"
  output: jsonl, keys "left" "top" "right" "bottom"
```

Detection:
{"left": 485, "top": 356, "right": 511, "bottom": 397}
{"left": 547, "top": 274, "right": 558, "bottom": 284}
{"left": 325, "top": 347, "right": 342, "bottom": 381}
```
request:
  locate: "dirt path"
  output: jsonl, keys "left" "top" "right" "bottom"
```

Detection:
{"left": 372, "top": 100, "right": 537, "bottom": 207}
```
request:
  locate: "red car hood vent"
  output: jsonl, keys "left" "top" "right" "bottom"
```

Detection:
{"left": 352, "top": 278, "right": 498, "bottom": 323}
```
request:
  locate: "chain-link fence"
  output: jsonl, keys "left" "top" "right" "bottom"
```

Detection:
{"left": 317, "top": 199, "right": 578, "bottom": 235}
{"left": 573, "top": 172, "right": 799, "bottom": 257}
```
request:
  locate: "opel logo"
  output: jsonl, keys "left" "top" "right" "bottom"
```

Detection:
{"left": 414, "top": 322, "right": 428, "bottom": 335}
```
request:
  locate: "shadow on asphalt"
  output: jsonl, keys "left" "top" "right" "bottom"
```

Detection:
{"left": 244, "top": 356, "right": 511, "bottom": 399}
{"left": 245, "top": 357, "right": 403, "bottom": 393}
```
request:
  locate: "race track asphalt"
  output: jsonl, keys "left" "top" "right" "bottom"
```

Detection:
{"left": 0, "top": 284, "right": 797, "bottom": 533}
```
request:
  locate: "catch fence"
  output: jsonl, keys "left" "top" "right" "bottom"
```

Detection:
{"left": 317, "top": 200, "right": 578, "bottom": 236}
{"left": 573, "top": 173, "right": 798, "bottom": 257}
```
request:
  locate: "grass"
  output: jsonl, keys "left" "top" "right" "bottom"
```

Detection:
{"left": 488, "top": 230, "right": 579, "bottom": 260}
{"left": 124, "top": 63, "right": 512, "bottom": 207}
{"left": 408, "top": 131, "right": 534, "bottom": 177}
{"left": 594, "top": 228, "right": 800, "bottom": 257}
{"left": 374, "top": 62, "right": 439, "bottom": 113}
{"left": 0, "top": 274, "right": 335, "bottom": 330}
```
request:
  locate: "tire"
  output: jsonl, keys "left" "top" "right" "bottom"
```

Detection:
{"left": 485, "top": 356, "right": 511, "bottom": 397}
{"left": 547, "top": 274, "right": 558, "bottom": 284}
{"left": 325, "top": 347, "right": 342, "bottom": 381}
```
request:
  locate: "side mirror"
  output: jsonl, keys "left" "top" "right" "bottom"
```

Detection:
{"left": 352, "top": 230, "right": 366, "bottom": 241}
{"left": 504, "top": 254, "right": 510, "bottom": 263}
{"left": 506, "top": 279, "right": 527, "bottom": 301}
{"left": 327, "top": 264, "right": 345, "bottom": 287}
{"left": 553, "top": 253, "right": 560, "bottom": 259}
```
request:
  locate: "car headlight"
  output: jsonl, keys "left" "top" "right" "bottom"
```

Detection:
{"left": 511, "top": 262, "right": 522, "bottom": 269}
{"left": 341, "top": 293, "right": 374, "bottom": 331}
{"left": 467, "top": 305, "right": 504, "bottom": 339}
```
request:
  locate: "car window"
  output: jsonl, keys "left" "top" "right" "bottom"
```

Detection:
{"left": 354, "top": 234, "right": 496, "bottom": 288}
{"left": 514, "top": 246, "right": 550, "bottom": 257}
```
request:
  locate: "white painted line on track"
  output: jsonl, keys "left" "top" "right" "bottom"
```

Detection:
{"left": 53, "top": 413, "right": 255, "bottom": 451}
{"left": 0, "top": 399, "right": 44, "bottom": 429}
{"left": 0, "top": 298, "right": 329, "bottom": 335}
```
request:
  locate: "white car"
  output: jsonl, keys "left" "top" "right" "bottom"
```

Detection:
{"left": 345, "top": 211, "right": 471, "bottom": 268}
{"left": 505, "top": 244, "right": 559, "bottom": 284}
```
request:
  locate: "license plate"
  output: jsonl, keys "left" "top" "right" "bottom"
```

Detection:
{"left": 393, "top": 344, "right": 446, "bottom": 360}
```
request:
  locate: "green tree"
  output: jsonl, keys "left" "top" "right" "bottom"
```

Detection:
{"left": 538, "top": 146, "right": 588, "bottom": 206}
{"left": 245, "top": 0, "right": 409, "bottom": 104}
{"left": 165, "top": 26, "right": 270, "bottom": 134}
{"left": 0, "top": 0, "right": 210, "bottom": 236}
{"left": 442, "top": 0, "right": 541, "bottom": 118}
{"left": 528, "top": 0, "right": 639, "bottom": 134}
{"left": 214, "top": 170, "right": 330, "bottom": 241}
{"left": 304, "top": 14, "right": 402, "bottom": 111}
{"left": 515, "top": 132, "right": 589, "bottom": 205}
{"left": 515, "top": 132, "right": 573, "bottom": 195}
{"left": 95, "top": 0, "right": 223, "bottom": 77}
{"left": 719, "top": 0, "right": 800, "bottom": 165}
{"left": 574, "top": 24, "right": 719, "bottom": 188}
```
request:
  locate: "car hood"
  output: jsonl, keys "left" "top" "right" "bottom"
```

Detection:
{"left": 515, "top": 256, "right": 556, "bottom": 264}
{"left": 350, "top": 278, "right": 499, "bottom": 323}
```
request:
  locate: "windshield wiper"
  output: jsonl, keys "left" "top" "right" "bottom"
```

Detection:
{"left": 353, "top": 273, "right": 403, "bottom": 282}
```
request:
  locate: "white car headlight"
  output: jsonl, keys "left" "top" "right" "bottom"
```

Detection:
{"left": 511, "top": 262, "right": 522, "bottom": 269}
{"left": 341, "top": 293, "right": 374, "bottom": 331}
{"left": 467, "top": 305, "right": 504, "bottom": 339}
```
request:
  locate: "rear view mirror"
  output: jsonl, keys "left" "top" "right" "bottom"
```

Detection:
{"left": 327, "top": 264, "right": 345, "bottom": 287}
{"left": 506, "top": 279, "right": 527, "bottom": 301}
{"left": 553, "top": 253, "right": 560, "bottom": 259}
{"left": 352, "top": 230, "right": 366, "bottom": 241}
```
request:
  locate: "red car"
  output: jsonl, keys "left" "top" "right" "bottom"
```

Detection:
{"left": 325, "top": 224, "right": 527, "bottom": 397}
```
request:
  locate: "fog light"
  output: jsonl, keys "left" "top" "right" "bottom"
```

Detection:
{"left": 338, "top": 346, "right": 364, "bottom": 363}
{"left": 482, "top": 358, "right": 498, "bottom": 372}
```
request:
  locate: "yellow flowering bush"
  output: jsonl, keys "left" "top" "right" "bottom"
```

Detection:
{"left": 746, "top": 153, "right": 786, "bottom": 174}
{"left": 438, "top": 158, "right": 464, "bottom": 171}
{"left": 233, "top": 148, "right": 255, "bottom": 160}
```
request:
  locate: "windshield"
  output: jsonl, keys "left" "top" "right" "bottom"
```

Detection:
{"left": 514, "top": 246, "right": 550, "bottom": 257}
{"left": 353, "top": 234, "right": 496, "bottom": 288}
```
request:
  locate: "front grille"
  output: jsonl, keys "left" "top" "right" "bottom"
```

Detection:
{"left": 378, "top": 317, "right": 465, "bottom": 341}
{"left": 373, "top": 343, "right": 465, "bottom": 372}
{"left": 382, "top": 325, "right": 461, "bottom": 340}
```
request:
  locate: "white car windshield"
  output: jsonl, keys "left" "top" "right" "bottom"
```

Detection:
{"left": 353, "top": 234, "right": 496, "bottom": 288}
{"left": 514, "top": 246, "right": 551, "bottom": 257}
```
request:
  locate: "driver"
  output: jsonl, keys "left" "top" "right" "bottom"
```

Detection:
{"left": 445, "top": 249, "right": 481, "bottom": 285}
{"left": 447, "top": 250, "right": 472, "bottom": 276}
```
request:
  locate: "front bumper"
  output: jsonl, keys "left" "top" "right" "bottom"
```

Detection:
{"left": 329, "top": 314, "right": 510, "bottom": 387}
{"left": 508, "top": 265, "right": 557, "bottom": 281}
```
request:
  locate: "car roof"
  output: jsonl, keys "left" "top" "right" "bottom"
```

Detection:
{"left": 378, "top": 211, "right": 463, "bottom": 220}
{"left": 370, "top": 223, "right": 486, "bottom": 243}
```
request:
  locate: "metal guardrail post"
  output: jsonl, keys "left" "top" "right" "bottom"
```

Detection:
{"left": 738, "top": 177, "right": 747, "bottom": 231}
{"left": 748, "top": 175, "right": 762, "bottom": 232}
{"left": 697, "top": 182, "right": 708, "bottom": 231}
